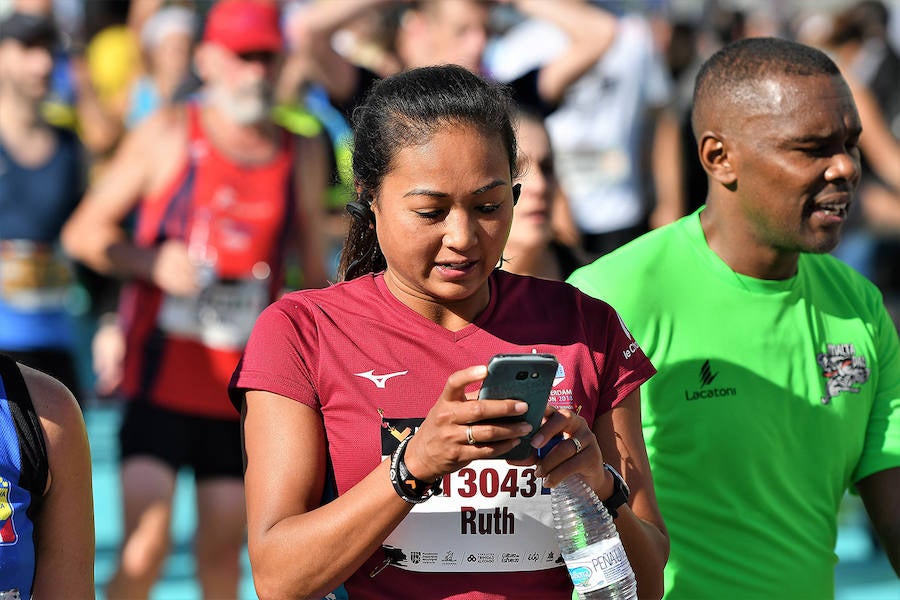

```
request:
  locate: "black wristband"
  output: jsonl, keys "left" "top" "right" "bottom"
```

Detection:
{"left": 601, "top": 463, "right": 630, "bottom": 519}
{"left": 389, "top": 435, "right": 442, "bottom": 504}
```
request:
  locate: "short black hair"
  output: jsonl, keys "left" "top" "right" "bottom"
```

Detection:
{"left": 692, "top": 37, "right": 841, "bottom": 137}
{"left": 0, "top": 12, "right": 58, "bottom": 47}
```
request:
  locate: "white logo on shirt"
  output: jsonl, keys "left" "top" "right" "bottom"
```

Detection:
{"left": 354, "top": 370, "right": 409, "bottom": 388}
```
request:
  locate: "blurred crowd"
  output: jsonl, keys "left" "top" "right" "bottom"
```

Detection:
{"left": 1, "top": 0, "right": 898, "bottom": 596}
{"left": 2, "top": 0, "right": 900, "bottom": 378}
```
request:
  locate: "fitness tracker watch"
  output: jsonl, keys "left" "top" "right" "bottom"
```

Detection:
{"left": 602, "top": 463, "right": 630, "bottom": 518}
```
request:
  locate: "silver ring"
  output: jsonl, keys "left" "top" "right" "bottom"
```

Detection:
{"left": 466, "top": 425, "right": 477, "bottom": 445}
{"left": 570, "top": 436, "right": 583, "bottom": 454}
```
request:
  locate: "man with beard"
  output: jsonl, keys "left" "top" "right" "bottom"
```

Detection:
{"left": 568, "top": 38, "right": 900, "bottom": 598}
{"left": 61, "top": 1, "right": 330, "bottom": 597}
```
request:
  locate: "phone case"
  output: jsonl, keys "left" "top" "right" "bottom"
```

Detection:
{"left": 478, "top": 353, "right": 559, "bottom": 459}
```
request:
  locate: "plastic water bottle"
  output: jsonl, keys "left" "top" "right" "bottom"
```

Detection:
{"left": 551, "top": 474, "right": 637, "bottom": 599}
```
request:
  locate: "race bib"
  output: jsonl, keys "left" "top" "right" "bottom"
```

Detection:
{"left": 381, "top": 461, "right": 563, "bottom": 573}
{"left": 0, "top": 241, "right": 73, "bottom": 311}
{"left": 158, "top": 275, "right": 268, "bottom": 350}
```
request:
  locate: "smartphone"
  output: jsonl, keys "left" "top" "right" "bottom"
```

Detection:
{"left": 478, "top": 353, "right": 559, "bottom": 460}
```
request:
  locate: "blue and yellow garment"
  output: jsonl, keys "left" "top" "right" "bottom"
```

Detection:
{"left": 0, "top": 355, "right": 48, "bottom": 599}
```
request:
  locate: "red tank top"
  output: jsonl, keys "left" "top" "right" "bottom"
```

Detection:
{"left": 120, "top": 103, "right": 295, "bottom": 419}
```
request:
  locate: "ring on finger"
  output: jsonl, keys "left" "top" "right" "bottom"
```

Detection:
{"left": 466, "top": 425, "right": 477, "bottom": 445}
{"left": 570, "top": 436, "right": 583, "bottom": 454}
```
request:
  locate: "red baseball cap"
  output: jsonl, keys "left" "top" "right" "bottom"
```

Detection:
{"left": 203, "top": 0, "right": 283, "bottom": 54}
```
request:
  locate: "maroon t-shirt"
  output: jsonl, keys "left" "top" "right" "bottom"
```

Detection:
{"left": 231, "top": 270, "right": 655, "bottom": 599}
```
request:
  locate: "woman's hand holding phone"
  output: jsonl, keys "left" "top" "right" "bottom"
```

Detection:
{"left": 476, "top": 353, "right": 559, "bottom": 460}
{"left": 400, "top": 364, "right": 533, "bottom": 484}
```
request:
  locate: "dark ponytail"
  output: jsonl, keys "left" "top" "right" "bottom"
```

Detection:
{"left": 336, "top": 64, "right": 518, "bottom": 281}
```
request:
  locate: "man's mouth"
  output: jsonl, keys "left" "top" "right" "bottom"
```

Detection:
{"left": 815, "top": 202, "right": 849, "bottom": 218}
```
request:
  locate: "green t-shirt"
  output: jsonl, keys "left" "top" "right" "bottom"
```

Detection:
{"left": 568, "top": 209, "right": 900, "bottom": 599}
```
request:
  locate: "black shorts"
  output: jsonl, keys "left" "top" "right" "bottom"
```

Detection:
{"left": 119, "top": 401, "right": 243, "bottom": 480}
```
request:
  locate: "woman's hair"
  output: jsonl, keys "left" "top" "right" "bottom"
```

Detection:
{"left": 338, "top": 64, "right": 519, "bottom": 281}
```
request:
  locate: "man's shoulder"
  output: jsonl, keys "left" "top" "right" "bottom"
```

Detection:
{"left": 802, "top": 252, "right": 885, "bottom": 303}
{"left": 570, "top": 222, "right": 686, "bottom": 289}
{"left": 123, "top": 104, "right": 189, "bottom": 187}
{"left": 126, "top": 104, "right": 188, "bottom": 153}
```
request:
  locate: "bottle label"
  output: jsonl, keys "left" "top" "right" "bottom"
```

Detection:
{"left": 564, "top": 536, "right": 632, "bottom": 592}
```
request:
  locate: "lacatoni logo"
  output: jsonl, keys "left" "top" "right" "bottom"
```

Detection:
{"left": 684, "top": 360, "right": 737, "bottom": 401}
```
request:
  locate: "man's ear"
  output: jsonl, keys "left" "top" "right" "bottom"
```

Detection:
{"left": 698, "top": 131, "right": 737, "bottom": 189}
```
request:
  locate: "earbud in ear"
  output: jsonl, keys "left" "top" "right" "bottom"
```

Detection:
{"left": 346, "top": 201, "right": 375, "bottom": 223}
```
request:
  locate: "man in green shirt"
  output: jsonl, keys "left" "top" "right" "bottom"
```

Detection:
{"left": 568, "top": 37, "right": 900, "bottom": 599}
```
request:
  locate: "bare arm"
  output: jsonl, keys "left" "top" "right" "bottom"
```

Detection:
{"left": 512, "top": 0, "right": 617, "bottom": 105}
{"left": 242, "top": 365, "right": 533, "bottom": 598}
{"left": 535, "top": 389, "right": 668, "bottom": 599}
{"left": 242, "top": 390, "right": 411, "bottom": 598}
{"left": 649, "top": 107, "right": 686, "bottom": 229}
{"left": 551, "top": 187, "right": 582, "bottom": 249}
{"left": 69, "top": 54, "right": 124, "bottom": 156}
{"left": 857, "top": 467, "right": 900, "bottom": 576}
{"left": 598, "top": 390, "right": 668, "bottom": 599}
{"left": 846, "top": 74, "right": 900, "bottom": 192}
{"left": 860, "top": 183, "right": 900, "bottom": 233}
{"left": 291, "top": 0, "right": 400, "bottom": 105}
{"left": 292, "top": 133, "right": 332, "bottom": 288}
{"left": 23, "top": 365, "right": 95, "bottom": 599}
{"left": 61, "top": 108, "right": 200, "bottom": 296}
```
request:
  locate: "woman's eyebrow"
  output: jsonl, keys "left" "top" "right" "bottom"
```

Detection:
{"left": 402, "top": 179, "right": 508, "bottom": 198}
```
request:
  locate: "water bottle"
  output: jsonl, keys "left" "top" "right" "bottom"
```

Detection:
{"left": 551, "top": 474, "right": 637, "bottom": 599}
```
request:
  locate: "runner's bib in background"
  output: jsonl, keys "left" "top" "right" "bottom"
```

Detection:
{"left": 158, "top": 275, "right": 268, "bottom": 350}
{"left": 0, "top": 241, "right": 73, "bottom": 311}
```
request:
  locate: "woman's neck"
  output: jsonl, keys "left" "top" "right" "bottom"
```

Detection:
{"left": 382, "top": 271, "right": 492, "bottom": 332}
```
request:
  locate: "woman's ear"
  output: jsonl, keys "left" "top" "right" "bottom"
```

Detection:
{"left": 698, "top": 131, "right": 737, "bottom": 189}
{"left": 347, "top": 186, "right": 376, "bottom": 226}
